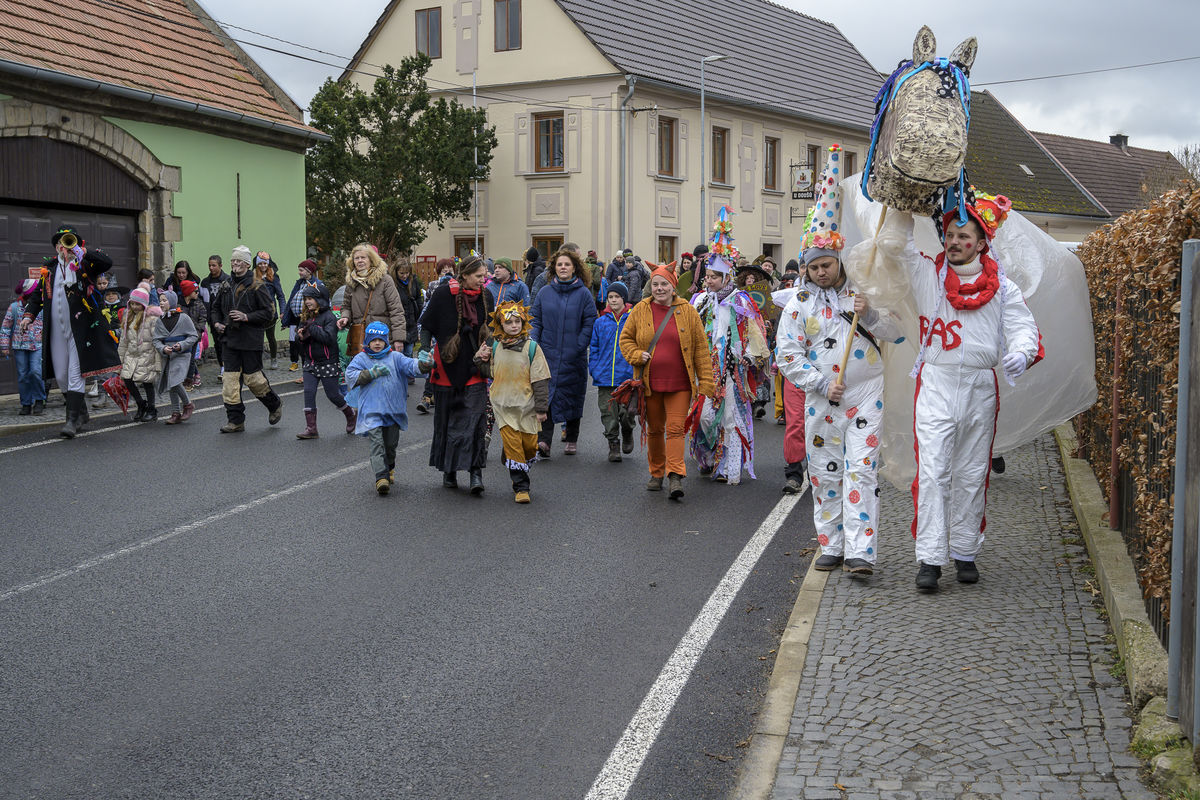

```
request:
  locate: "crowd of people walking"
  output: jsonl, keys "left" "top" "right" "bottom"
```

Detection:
{"left": 8, "top": 145, "right": 1041, "bottom": 594}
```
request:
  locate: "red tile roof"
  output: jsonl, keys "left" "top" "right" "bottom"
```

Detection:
{"left": 1033, "top": 131, "right": 1192, "bottom": 218}
{"left": 0, "top": 0, "right": 318, "bottom": 137}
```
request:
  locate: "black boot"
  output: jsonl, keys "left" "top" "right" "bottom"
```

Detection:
{"left": 608, "top": 439, "right": 622, "bottom": 462}
{"left": 954, "top": 559, "right": 980, "bottom": 584}
{"left": 916, "top": 563, "right": 942, "bottom": 593}
{"left": 60, "top": 391, "right": 83, "bottom": 438}
{"left": 469, "top": 469, "right": 484, "bottom": 496}
{"left": 442, "top": 471, "right": 458, "bottom": 488}
{"left": 621, "top": 423, "right": 634, "bottom": 455}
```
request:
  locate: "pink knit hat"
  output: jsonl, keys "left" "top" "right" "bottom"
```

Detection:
{"left": 128, "top": 281, "right": 152, "bottom": 308}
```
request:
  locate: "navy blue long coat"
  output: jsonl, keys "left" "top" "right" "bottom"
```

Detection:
{"left": 531, "top": 276, "right": 597, "bottom": 423}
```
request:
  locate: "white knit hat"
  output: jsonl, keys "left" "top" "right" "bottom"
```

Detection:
{"left": 231, "top": 245, "right": 252, "bottom": 264}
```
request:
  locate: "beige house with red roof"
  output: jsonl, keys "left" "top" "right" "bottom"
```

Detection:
{"left": 0, "top": 0, "right": 325, "bottom": 392}
{"left": 342, "top": 0, "right": 881, "bottom": 267}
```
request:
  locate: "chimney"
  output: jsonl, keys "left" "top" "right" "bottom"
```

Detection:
{"left": 1110, "top": 133, "right": 1129, "bottom": 151}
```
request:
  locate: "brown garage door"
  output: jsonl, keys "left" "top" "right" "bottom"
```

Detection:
{"left": 0, "top": 206, "right": 138, "bottom": 395}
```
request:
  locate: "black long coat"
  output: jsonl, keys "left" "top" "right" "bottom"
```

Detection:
{"left": 23, "top": 251, "right": 121, "bottom": 382}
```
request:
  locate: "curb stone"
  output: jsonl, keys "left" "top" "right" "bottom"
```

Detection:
{"left": 731, "top": 536, "right": 827, "bottom": 800}
{"left": 1052, "top": 423, "right": 1168, "bottom": 709}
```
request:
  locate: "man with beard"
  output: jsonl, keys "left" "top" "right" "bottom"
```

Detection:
{"left": 897, "top": 191, "right": 1042, "bottom": 592}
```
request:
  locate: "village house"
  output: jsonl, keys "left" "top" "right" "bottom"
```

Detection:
{"left": 342, "top": 0, "right": 882, "bottom": 267}
{"left": 0, "top": 0, "right": 324, "bottom": 394}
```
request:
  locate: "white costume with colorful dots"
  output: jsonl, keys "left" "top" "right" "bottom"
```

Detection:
{"left": 776, "top": 277, "right": 900, "bottom": 563}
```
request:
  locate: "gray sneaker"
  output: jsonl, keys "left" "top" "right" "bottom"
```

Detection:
{"left": 814, "top": 554, "right": 843, "bottom": 571}
{"left": 843, "top": 558, "right": 874, "bottom": 575}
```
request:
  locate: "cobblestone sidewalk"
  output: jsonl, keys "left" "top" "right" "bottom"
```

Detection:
{"left": 772, "top": 434, "right": 1156, "bottom": 800}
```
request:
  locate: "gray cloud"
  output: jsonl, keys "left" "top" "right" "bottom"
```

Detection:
{"left": 202, "top": 0, "right": 1200, "bottom": 153}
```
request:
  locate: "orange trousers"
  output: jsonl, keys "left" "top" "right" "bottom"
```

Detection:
{"left": 645, "top": 389, "right": 692, "bottom": 478}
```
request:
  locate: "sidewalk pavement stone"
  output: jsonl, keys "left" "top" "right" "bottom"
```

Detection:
{"left": 771, "top": 434, "right": 1158, "bottom": 800}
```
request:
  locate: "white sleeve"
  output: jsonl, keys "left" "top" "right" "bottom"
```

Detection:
{"left": 775, "top": 302, "right": 829, "bottom": 396}
{"left": 1002, "top": 278, "right": 1041, "bottom": 364}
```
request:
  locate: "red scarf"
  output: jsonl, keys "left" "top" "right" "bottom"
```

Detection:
{"left": 936, "top": 253, "right": 1000, "bottom": 310}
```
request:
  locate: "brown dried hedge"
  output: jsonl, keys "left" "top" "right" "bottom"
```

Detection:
{"left": 1074, "top": 183, "right": 1200, "bottom": 620}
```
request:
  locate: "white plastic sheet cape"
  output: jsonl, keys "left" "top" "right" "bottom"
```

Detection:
{"left": 833, "top": 173, "right": 1097, "bottom": 489}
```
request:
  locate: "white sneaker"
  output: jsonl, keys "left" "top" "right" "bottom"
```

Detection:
{"left": 87, "top": 383, "right": 99, "bottom": 397}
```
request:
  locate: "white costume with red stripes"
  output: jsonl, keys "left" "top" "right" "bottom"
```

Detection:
{"left": 777, "top": 277, "right": 900, "bottom": 564}
{"left": 903, "top": 230, "right": 1041, "bottom": 566}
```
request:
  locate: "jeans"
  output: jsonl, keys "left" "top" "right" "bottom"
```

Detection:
{"left": 13, "top": 349, "right": 46, "bottom": 405}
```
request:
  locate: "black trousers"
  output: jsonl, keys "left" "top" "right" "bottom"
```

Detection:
{"left": 539, "top": 416, "right": 580, "bottom": 445}
{"left": 123, "top": 378, "right": 155, "bottom": 410}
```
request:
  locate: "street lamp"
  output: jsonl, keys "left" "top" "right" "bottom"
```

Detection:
{"left": 699, "top": 54, "right": 729, "bottom": 246}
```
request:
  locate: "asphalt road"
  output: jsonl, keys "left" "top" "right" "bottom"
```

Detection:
{"left": 0, "top": 383, "right": 814, "bottom": 800}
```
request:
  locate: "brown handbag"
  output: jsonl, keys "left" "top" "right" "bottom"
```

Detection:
{"left": 344, "top": 285, "right": 376, "bottom": 357}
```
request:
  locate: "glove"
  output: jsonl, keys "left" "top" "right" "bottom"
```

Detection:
{"left": 1002, "top": 352, "right": 1027, "bottom": 380}
{"left": 417, "top": 350, "right": 433, "bottom": 366}
{"left": 368, "top": 364, "right": 391, "bottom": 379}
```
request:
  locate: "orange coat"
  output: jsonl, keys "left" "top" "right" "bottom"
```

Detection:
{"left": 619, "top": 295, "right": 715, "bottom": 398}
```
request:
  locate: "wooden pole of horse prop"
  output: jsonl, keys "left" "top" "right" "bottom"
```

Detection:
{"left": 836, "top": 312, "right": 859, "bottom": 387}
{"left": 836, "top": 206, "right": 889, "bottom": 386}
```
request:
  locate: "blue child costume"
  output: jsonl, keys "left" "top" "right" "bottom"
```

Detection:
{"left": 587, "top": 281, "right": 636, "bottom": 460}
{"left": 344, "top": 322, "right": 431, "bottom": 494}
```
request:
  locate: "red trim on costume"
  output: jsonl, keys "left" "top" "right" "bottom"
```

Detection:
{"left": 981, "top": 370, "right": 1001, "bottom": 534}
{"left": 910, "top": 365, "right": 923, "bottom": 540}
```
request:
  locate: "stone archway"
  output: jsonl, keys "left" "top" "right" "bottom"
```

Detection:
{"left": 0, "top": 98, "right": 182, "bottom": 273}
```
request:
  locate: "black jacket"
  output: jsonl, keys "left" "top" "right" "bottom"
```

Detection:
{"left": 296, "top": 293, "right": 340, "bottom": 365}
{"left": 393, "top": 274, "right": 423, "bottom": 345}
{"left": 209, "top": 272, "right": 275, "bottom": 351}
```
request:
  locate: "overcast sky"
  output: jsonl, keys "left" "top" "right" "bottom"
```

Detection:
{"left": 202, "top": 0, "right": 1200, "bottom": 153}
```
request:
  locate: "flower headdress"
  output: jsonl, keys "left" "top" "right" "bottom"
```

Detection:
{"left": 800, "top": 144, "right": 845, "bottom": 264}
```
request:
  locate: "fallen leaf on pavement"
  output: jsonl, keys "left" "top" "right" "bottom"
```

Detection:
{"left": 705, "top": 752, "right": 731, "bottom": 762}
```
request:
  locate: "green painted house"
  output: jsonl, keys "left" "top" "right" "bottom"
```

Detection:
{"left": 0, "top": 0, "right": 326, "bottom": 393}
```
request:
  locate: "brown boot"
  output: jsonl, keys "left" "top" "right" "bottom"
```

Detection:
{"left": 342, "top": 404, "right": 357, "bottom": 433}
{"left": 297, "top": 409, "right": 319, "bottom": 439}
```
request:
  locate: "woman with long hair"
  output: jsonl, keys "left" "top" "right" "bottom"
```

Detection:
{"left": 418, "top": 255, "right": 494, "bottom": 493}
{"left": 530, "top": 247, "right": 596, "bottom": 457}
{"left": 253, "top": 251, "right": 287, "bottom": 369}
{"left": 336, "top": 243, "right": 406, "bottom": 357}
{"left": 162, "top": 260, "right": 202, "bottom": 294}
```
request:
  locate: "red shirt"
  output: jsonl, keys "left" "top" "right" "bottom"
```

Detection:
{"left": 648, "top": 302, "right": 690, "bottom": 393}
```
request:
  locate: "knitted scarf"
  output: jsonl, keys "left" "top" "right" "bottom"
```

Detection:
{"left": 936, "top": 253, "right": 999, "bottom": 310}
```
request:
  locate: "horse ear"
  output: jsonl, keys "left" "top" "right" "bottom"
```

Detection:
{"left": 950, "top": 37, "right": 978, "bottom": 72}
{"left": 912, "top": 26, "right": 936, "bottom": 63}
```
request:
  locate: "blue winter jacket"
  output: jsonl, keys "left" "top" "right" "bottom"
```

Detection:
{"left": 531, "top": 276, "right": 597, "bottom": 423}
{"left": 588, "top": 307, "right": 633, "bottom": 387}
{"left": 486, "top": 275, "right": 531, "bottom": 307}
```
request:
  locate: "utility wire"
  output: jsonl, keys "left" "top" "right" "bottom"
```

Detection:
{"left": 973, "top": 54, "right": 1200, "bottom": 86}
{"left": 79, "top": 0, "right": 1200, "bottom": 112}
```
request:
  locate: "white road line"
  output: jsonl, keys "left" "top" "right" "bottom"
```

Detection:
{"left": 583, "top": 493, "right": 802, "bottom": 800}
{"left": 0, "top": 441, "right": 423, "bottom": 603}
{"left": 0, "top": 388, "right": 304, "bottom": 456}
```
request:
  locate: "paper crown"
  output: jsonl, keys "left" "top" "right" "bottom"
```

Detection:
{"left": 943, "top": 188, "right": 1012, "bottom": 241}
{"left": 709, "top": 205, "right": 739, "bottom": 259}
{"left": 800, "top": 144, "right": 845, "bottom": 254}
{"left": 490, "top": 300, "right": 531, "bottom": 338}
{"left": 707, "top": 255, "right": 734, "bottom": 275}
